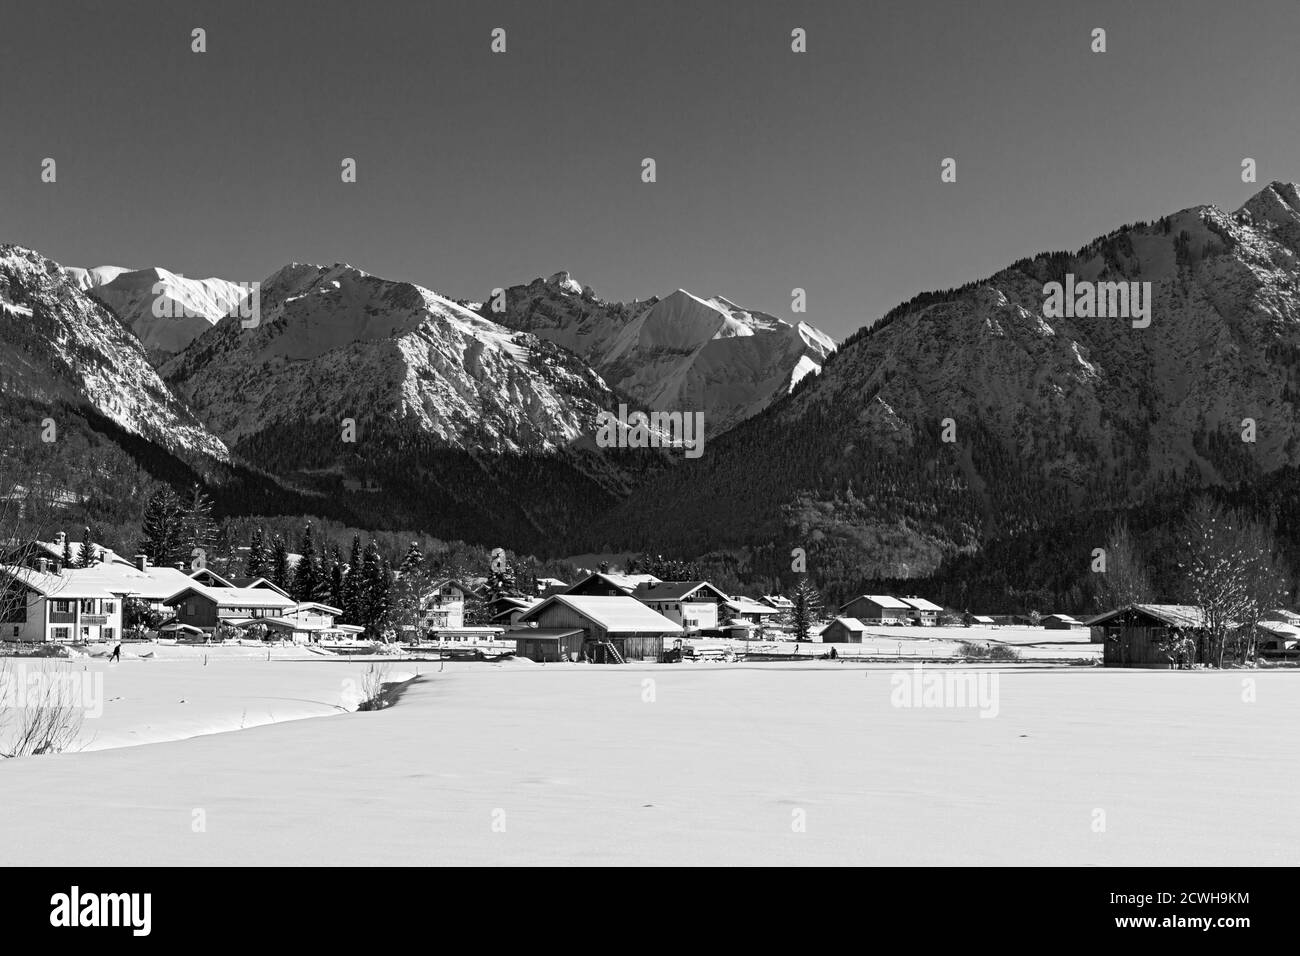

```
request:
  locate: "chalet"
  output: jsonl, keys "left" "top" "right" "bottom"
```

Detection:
{"left": 1043, "top": 613, "right": 1086, "bottom": 630}
{"left": 724, "top": 596, "right": 781, "bottom": 626}
{"left": 1087, "top": 605, "right": 1209, "bottom": 668}
{"left": 535, "top": 577, "right": 568, "bottom": 592}
{"left": 2, "top": 532, "right": 133, "bottom": 572}
{"left": 418, "top": 579, "right": 467, "bottom": 630}
{"left": 0, "top": 565, "right": 124, "bottom": 643}
{"left": 821, "top": 617, "right": 868, "bottom": 643}
{"left": 563, "top": 571, "right": 662, "bottom": 597}
{"left": 899, "top": 596, "right": 943, "bottom": 626}
{"left": 971, "top": 615, "right": 997, "bottom": 626}
{"left": 163, "top": 584, "right": 298, "bottom": 635}
{"left": 242, "top": 603, "right": 364, "bottom": 644}
{"left": 839, "top": 594, "right": 910, "bottom": 625}
{"left": 761, "top": 595, "right": 795, "bottom": 613}
{"left": 512, "top": 595, "right": 681, "bottom": 662}
{"left": 630, "top": 581, "right": 730, "bottom": 631}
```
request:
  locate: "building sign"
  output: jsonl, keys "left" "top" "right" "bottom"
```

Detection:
{"left": 81, "top": 615, "right": 110, "bottom": 625}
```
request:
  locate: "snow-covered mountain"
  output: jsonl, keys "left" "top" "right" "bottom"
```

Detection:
{"left": 162, "top": 263, "right": 623, "bottom": 453}
{"left": 488, "top": 272, "right": 836, "bottom": 435}
{"left": 0, "top": 247, "right": 230, "bottom": 461}
{"left": 584, "top": 182, "right": 1300, "bottom": 576}
{"left": 63, "top": 266, "right": 252, "bottom": 362}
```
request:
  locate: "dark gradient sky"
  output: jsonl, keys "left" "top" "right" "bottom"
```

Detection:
{"left": 3, "top": 0, "right": 1297, "bottom": 339}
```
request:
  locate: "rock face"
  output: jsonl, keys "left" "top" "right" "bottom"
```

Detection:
{"left": 161, "top": 262, "right": 623, "bottom": 453}
{"left": 488, "top": 273, "right": 836, "bottom": 436}
{"left": 0, "top": 247, "right": 230, "bottom": 461}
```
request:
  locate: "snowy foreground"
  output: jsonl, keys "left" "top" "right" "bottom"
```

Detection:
{"left": 0, "top": 657, "right": 1295, "bottom": 866}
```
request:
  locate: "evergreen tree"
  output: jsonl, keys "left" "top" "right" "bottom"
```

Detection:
{"left": 359, "top": 541, "right": 389, "bottom": 636}
{"left": 139, "top": 487, "right": 184, "bottom": 567}
{"left": 293, "top": 522, "right": 322, "bottom": 601}
{"left": 399, "top": 540, "right": 424, "bottom": 575}
{"left": 61, "top": 535, "right": 73, "bottom": 570}
{"left": 328, "top": 544, "right": 345, "bottom": 611}
{"left": 790, "top": 576, "right": 824, "bottom": 641}
{"left": 77, "top": 525, "right": 97, "bottom": 567}
{"left": 342, "top": 534, "right": 364, "bottom": 625}
{"left": 245, "top": 527, "right": 268, "bottom": 577}
{"left": 270, "top": 536, "right": 291, "bottom": 590}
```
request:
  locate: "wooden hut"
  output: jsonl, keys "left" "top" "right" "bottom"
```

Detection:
{"left": 1086, "top": 605, "right": 1207, "bottom": 668}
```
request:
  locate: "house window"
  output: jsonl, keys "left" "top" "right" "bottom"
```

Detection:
{"left": 54, "top": 600, "right": 72, "bottom": 614}
{"left": 10, "top": 626, "right": 18, "bottom": 638}
{"left": 52, "top": 627, "right": 70, "bottom": 641}
{"left": 104, "top": 627, "right": 115, "bottom": 641}
{"left": 103, "top": 601, "right": 116, "bottom": 614}
{"left": 80, "top": 599, "right": 96, "bottom": 614}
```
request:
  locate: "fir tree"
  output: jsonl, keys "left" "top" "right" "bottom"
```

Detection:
{"left": 139, "top": 487, "right": 184, "bottom": 567}
{"left": 790, "top": 576, "right": 824, "bottom": 642}
{"left": 245, "top": 527, "right": 268, "bottom": 577}
{"left": 270, "top": 536, "right": 291, "bottom": 590}
{"left": 61, "top": 535, "right": 73, "bottom": 570}
{"left": 328, "top": 544, "right": 345, "bottom": 611}
{"left": 77, "top": 525, "right": 96, "bottom": 567}
{"left": 293, "top": 522, "right": 322, "bottom": 601}
{"left": 399, "top": 540, "right": 424, "bottom": 575}
{"left": 342, "top": 534, "right": 363, "bottom": 625}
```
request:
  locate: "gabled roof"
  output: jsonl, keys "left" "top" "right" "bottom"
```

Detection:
{"left": 565, "top": 571, "right": 662, "bottom": 595}
{"left": 725, "top": 596, "right": 780, "bottom": 615}
{"left": 1043, "top": 613, "right": 1084, "bottom": 624}
{"left": 1086, "top": 604, "right": 1206, "bottom": 629}
{"left": 632, "top": 580, "right": 730, "bottom": 602}
{"left": 227, "top": 576, "right": 293, "bottom": 597}
{"left": 761, "top": 595, "right": 794, "bottom": 609}
{"left": 841, "top": 594, "right": 910, "bottom": 610}
{"left": 829, "top": 616, "right": 867, "bottom": 630}
{"left": 0, "top": 562, "right": 203, "bottom": 601}
{"left": 972, "top": 615, "right": 996, "bottom": 624}
{"left": 899, "top": 597, "right": 943, "bottom": 612}
{"left": 163, "top": 583, "right": 298, "bottom": 608}
{"left": 519, "top": 595, "right": 682, "bottom": 633}
{"left": 189, "top": 568, "right": 236, "bottom": 588}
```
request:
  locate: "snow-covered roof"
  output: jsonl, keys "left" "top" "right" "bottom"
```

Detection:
{"left": 900, "top": 597, "right": 943, "bottom": 612}
{"left": 830, "top": 617, "right": 867, "bottom": 630}
{"left": 845, "top": 594, "right": 911, "bottom": 610}
{"left": 726, "top": 596, "right": 779, "bottom": 615}
{"left": 1086, "top": 604, "right": 1206, "bottom": 629}
{"left": 632, "top": 581, "right": 729, "bottom": 602}
{"left": 520, "top": 595, "right": 682, "bottom": 633}
{"left": 163, "top": 584, "right": 298, "bottom": 608}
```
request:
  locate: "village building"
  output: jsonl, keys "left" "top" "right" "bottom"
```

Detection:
{"left": 0, "top": 565, "right": 124, "bottom": 643}
{"left": 899, "top": 596, "right": 943, "bottom": 626}
{"left": 417, "top": 579, "right": 467, "bottom": 630}
{"left": 485, "top": 595, "right": 537, "bottom": 627}
{"left": 971, "top": 615, "right": 997, "bottom": 626}
{"left": 760, "top": 594, "right": 795, "bottom": 612}
{"left": 162, "top": 583, "right": 299, "bottom": 635}
{"left": 244, "top": 603, "right": 365, "bottom": 644}
{"left": 724, "top": 596, "right": 781, "bottom": 628}
{"left": 838, "top": 594, "right": 911, "bottom": 624}
{"left": 1087, "top": 605, "right": 1209, "bottom": 668}
{"left": 512, "top": 595, "right": 681, "bottom": 663}
{"left": 1256, "top": 618, "right": 1300, "bottom": 658}
{"left": 1043, "top": 613, "right": 1087, "bottom": 630}
{"left": 821, "top": 617, "right": 868, "bottom": 643}
{"left": 630, "top": 581, "right": 729, "bottom": 631}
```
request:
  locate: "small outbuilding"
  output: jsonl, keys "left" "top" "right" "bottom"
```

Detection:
{"left": 821, "top": 617, "right": 868, "bottom": 643}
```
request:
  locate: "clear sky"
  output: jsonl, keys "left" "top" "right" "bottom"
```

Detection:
{"left": 2, "top": 0, "right": 1297, "bottom": 340}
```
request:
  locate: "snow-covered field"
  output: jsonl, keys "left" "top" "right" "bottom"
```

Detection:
{"left": 0, "top": 657, "right": 1294, "bottom": 866}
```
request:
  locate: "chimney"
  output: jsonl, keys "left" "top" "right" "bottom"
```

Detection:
{"left": 175, "top": 562, "right": 185, "bottom": 571}
{"left": 135, "top": 554, "right": 149, "bottom": 572}
{"left": 37, "top": 557, "right": 50, "bottom": 573}
{"left": 54, "top": 531, "right": 66, "bottom": 547}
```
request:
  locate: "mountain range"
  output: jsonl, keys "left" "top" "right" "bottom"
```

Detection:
{"left": 4, "top": 181, "right": 1300, "bottom": 609}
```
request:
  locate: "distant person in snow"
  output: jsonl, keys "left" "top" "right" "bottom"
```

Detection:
{"left": 829, "top": 646, "right": 838, "bottom": 659}
{"left": 108, "top": 642, "right": 121, "bottom": 663}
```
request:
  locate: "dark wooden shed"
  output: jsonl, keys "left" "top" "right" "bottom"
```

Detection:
{"left": 1087, "top": 605, "right": 1207, "bottom": 669}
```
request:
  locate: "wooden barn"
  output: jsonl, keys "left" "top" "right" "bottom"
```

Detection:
{"left": 821, "top": 617, "right": 868, "bottom": 643}
{"left": 1042, "top": 613, "right": 1086, "bottom": 630}
{"left": 512, "top": 595, "right": 681, "bottom": 662}
{"left": 1087, "top": 605, "right": 1207, "bottom": 668}
{"left": 838, "top": 594, "right": 910, "bottom": 624}
{"left": 511, "top": 628, "right": 585, "bottom": 662}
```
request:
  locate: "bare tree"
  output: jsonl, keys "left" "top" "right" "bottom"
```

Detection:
{"left": 1094, "top": 516, "right": 1154, "bottom": 611}
{"left": 0, "top": 660, "right": 86, "bottom": 757}
{"left": 1179, "top": 498, "right": 1286, "bottom": 667}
